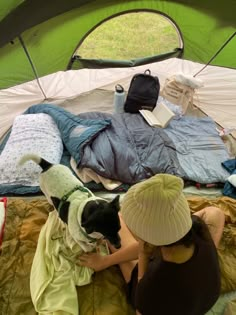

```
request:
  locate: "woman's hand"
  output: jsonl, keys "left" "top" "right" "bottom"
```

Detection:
{"left": 78, "top": 247, "right": 109, "bottom": 272}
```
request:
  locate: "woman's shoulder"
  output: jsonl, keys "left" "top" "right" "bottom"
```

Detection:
{"left": 191, "top": 214, "right": 213, "bottom": 243}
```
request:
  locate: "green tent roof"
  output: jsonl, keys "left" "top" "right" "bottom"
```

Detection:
{"left": 0, "top": 0, "right": 235, "bottom": 89}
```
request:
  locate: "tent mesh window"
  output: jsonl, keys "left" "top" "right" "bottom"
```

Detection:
{"left": 69, "top": 11, "right": 183, "bottom": 70}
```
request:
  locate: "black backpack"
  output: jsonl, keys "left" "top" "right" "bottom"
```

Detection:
{"left": 124, "top": 69, "right": 160, "bottom": 113}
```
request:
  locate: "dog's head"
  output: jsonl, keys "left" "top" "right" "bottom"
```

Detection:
{"left": 81, "top": 195, "right": 121, "bottom": 248}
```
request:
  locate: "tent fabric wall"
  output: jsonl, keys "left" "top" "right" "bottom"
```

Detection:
{"left": 0, "top": 58, "right": 235, "bottom": 140}
{"left": 0, "top": 0, "right": 235, "bottom": 89}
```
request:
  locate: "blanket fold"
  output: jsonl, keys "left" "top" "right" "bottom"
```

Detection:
{"left": 30, "top": 210, "right": 94, "bottom": 315}
{"left": 24, "top": 104, "right": 111, "bottom": 165}
{"left": 78, "top": 111, "right": 229, "bottom": 185}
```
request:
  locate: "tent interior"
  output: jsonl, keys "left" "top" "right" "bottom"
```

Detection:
{"left": 0, "top": 1, "right": 236, "bottom": 315}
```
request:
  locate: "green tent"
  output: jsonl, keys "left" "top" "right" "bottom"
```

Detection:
{"left": 0, "top": 4, "right": 236, "bottom": 314}
{"left": 0, "top": 0, "right": 235, "bottom": 89}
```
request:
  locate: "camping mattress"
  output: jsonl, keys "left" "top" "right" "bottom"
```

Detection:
{"left": 0, "top": 196, "right": 236, "bottom": 315}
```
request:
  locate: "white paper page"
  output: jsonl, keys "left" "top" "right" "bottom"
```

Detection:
{"left": 152, "top": 103, "right": 174, "bottom": 126}
{"left": 140, "top": 110, "right": 161, "bottom": 126}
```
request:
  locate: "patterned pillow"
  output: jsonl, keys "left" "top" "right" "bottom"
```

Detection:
{"left": 0, "top": 113, "right": 63, "bottom": 186}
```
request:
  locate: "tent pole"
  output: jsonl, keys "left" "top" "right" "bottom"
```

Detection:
{"left": 193, "top": 32, "right": 236, "bottom": 77}
{"left": 18, "top": 35, "right": 47, "bottom": 99}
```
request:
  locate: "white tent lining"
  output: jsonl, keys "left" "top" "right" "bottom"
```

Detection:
{"left": 0, "top": 58, "right": 235, "bottom": 139}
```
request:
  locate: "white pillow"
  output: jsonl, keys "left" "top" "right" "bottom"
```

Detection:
{"left": 0, "top": 113, "right": 63, "bottom": 186}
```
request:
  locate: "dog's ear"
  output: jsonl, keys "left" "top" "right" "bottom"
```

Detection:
{"left": 51, "top": 196, "right": 61, "bottom": 209}
{"left": 110, "top": 195, "right": 120, "bottom": 212}
{"left": 58, "top": 201, "right": 70, "bottom": 224}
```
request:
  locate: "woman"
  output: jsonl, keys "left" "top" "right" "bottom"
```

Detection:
{"left": 79, "top": 174, "right": 225, "bottom": 315}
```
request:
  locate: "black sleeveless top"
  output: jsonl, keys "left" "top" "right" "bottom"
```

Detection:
{"left": 128, "top": 216, "right": 221, "bottom": 315}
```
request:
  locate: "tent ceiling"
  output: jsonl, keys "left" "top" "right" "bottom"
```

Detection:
{"left": 0, "top": 0, "right": 94, "bottom": 48}
{"left": 0, "top": 1, "right": 235, "bottom": 49}
{"left": 0, "top": 0, "right": 235, "bottom": 89}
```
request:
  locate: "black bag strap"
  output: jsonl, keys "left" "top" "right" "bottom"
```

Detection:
{"left": 127, "top": 69, "right": 160, "bottom": 92}
{"left": 143, "top": 69, "right": 159, "bottom": 84}
{"left": 144, "top": 69, "right": 151, "bottom": 75}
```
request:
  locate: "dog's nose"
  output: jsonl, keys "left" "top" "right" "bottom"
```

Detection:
{"left": 114, "top": 243, "right": 121, "bottom": 249}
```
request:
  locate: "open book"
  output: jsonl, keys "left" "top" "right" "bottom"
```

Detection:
{"left": 139, "top": 102, "right": 175, "bottom": 128}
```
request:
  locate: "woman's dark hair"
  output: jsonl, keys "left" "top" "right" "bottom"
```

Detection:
{"left": 164, "top": 215, "right": 212, "bottom": 248}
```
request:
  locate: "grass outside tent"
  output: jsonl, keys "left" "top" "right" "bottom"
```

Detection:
{"left": 77, "top": 12, "right": 180, "bottom": 60}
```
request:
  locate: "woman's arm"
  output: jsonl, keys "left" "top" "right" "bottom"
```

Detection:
{"left": 193, "top": 206, "right": 225, "bottom": 248}
{"left": 79, "top": 241, "right": 139, "bottom": 272}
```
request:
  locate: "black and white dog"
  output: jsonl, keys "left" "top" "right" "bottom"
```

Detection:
{"left": 19, "top": 154, "right": 121, "bottom": 252}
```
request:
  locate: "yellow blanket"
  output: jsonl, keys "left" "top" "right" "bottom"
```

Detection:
{"left": 30, "top": 210, "right": 95, "bottom": 315}
{"left": 187, "top": 196, "right": 236, "bottom": 293}
{"left": 0, "top": 196, "right": 236, "bottom": 315}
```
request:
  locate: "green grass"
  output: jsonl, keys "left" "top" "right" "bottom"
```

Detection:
{"left": 77, "top": 12, "right": 180, "bottom": 60}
